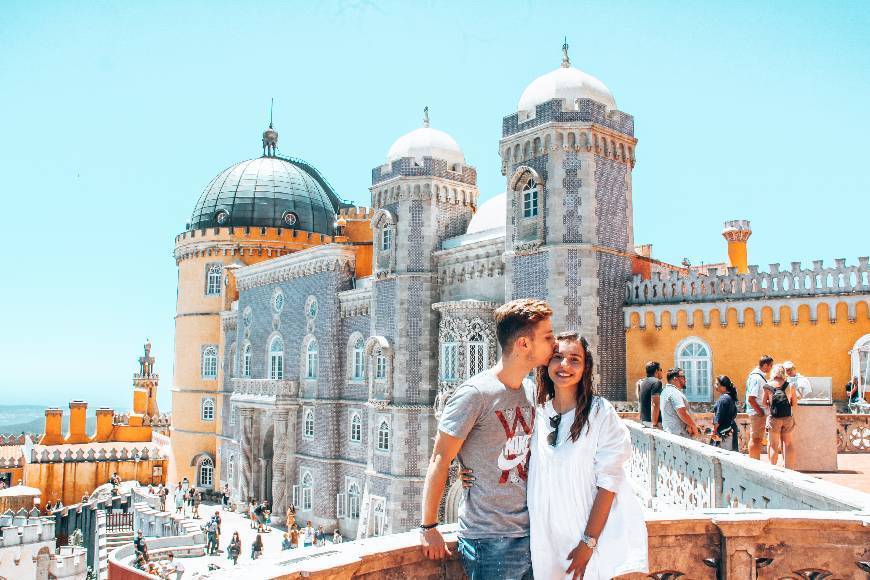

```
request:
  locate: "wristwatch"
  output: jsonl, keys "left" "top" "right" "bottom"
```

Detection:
{"left": 581, "top": 534, "right": 597, "bottom": 549}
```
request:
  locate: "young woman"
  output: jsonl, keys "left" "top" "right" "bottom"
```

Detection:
{"left": 251, "top": 533, "right": 264, "bottom": 560}
{"left": 711, "top": 375, "right": 739, "bottom": 451}
{"left": 528, "top": 332, "right": 648, "bottom": 579}
{"left": 762, "top": 363, "right": 797, "bottom": 467}
{"left": 228, "top": 531, "right": 241, "bottom": 564}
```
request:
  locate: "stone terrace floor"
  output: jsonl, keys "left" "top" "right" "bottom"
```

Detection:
{"left": 761, "top": 453, "right": 870, "bottom": 494}
{"left": 163, "top": 502, "right": 340, "bottom": 579}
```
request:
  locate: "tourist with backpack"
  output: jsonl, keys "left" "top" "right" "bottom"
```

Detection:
{"left": 745, "top": 355, "right": 773, "bottom": 459}
{"left": 763, "top": 363, "right": 797, "bottom": 467}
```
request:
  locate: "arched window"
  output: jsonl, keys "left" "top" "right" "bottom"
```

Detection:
{"left": 227, "top": 455, "right": 235, "bottom": 490}
{"left": 466, "top": 332, "right": 488, "bottom": 378}
{"left": 381, "top": 223, "right": 393, "bottom": 252}
{"left": 350, "top": 413, "right": 362, "bottom": 443}
{"left": 676, "top": 338, "right": 712, "bottom": 402}
{"left": 522, "top": 180, "right": 539, "bottom": 218}
{"left": 375, "top": 351, "right": 387, "bottom": 380}
{"left": 852, "top": 334, "right": 870, "bottom": 393}
{"left": 198, "top": 457, "right": 214, "bottom": 487}
{"left": 200, "top": 398, "right": 215, "bottom": 421}
{"left": 441, "top": 332, "right": 459, "bottom": 381}
{"left": 306, "top": 339, "right": 319, "bottom": 379}
{"left": 201, "top": 346, "right": 218, "bottom": 379}
{"left": 372, "top": 499, "right": 386, "bottom": 536}
{"left": 348, "top": 482, "right": 361, "bottom": 519}
{"left": 243, "top": 344, "right": 252, "bottom": 378}
{"left": 303, "top": 409, "right": 315, "bottom": 438}
{"left": 301, "top": 472, "right": 313, "bottom": 511}
{"left": 352, "top": 337, "right": 365, "bottom": 380}
{"left": 269, "top": 336, "right": 284, "bottom": 380}
{"left": 206, "top": 264, "right": 222, "bottom": 295}
{"left": 377, "top": 420, "right": 390, "bottom": 451}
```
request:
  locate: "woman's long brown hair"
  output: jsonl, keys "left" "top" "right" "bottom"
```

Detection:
{"left": 536, "top": 332, "right": 595, "bottom": 442}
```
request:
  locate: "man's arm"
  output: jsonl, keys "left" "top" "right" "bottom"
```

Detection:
{"left": 676, "top": 407, "right": 698, "bottom": 435}
{"left": 651, "top": 395, "right": 661, "bottom": 427}
{"left": 420, "top": 431, "right": 464, "bottom": 560}
{"left": 748, "top": 393, "right": 765, "bottom": 415}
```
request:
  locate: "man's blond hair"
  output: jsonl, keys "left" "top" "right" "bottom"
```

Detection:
{"left": 493, "top": 299, "right": 553, "bottom": 353}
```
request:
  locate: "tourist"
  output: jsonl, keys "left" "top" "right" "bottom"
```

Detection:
{"left": 174, "top": 484, "right": 184, "bottom": 515}
{"left": 254, "top": 500, "right": 265, "bottom": 532}
{"left": 134, "top": 554, "right": 147, "bottom": 571}
{"left": 333, "top": 529, "right": 343, "bottom": 544}
{"left": 166, "top": 552, "right": 184, "bottom": 580}
{"left": 262, "top": 500, "right": 272, "bottom": 532}
{"left": 746, "top": 355, "right": 774, "bottom": 460}
{"left": 638, "top": 360, "right": 663, "bottom": 428}
{"left": 181, "top": 477, "right": 190, "bottom": 492}
{"left": 248, "top": 498, "right": 258, "bottom": 530}
{"left": 251, "top": 534, "right": 264, "bottom": 560}
{"left": 712, "top": 375, "right": 739, "bottom": 451}
{"left": 420, "top": 298, "right": 556, "bottom": 578}
{"left": 222, "top": 483, "right": 230, "bottom": 510}
{"left": 282, "top": 532, "right": 292, "bottom": 550}
{"left": 212, "top": 510, "right": 222, "bottom": 540}
{"left": 660, "top": 368, "right": 698, "bottom": 438}
{"left": 316, "top": 525, "right": 328, "bottom": 545}
{"left": 192, "top": 489, "right": 202, "bottom": 519}
{"left": 285, "top": 503, "right": 296, "bottom": 529}
{"left": 290, "top": 525, "right": 300, "bottom": 549}
{"left": 204, "top": 517, "right": 219, "bottom": 555}
{"left": 763, "top": 363, "right": 797, "bottom": 467}
{"left": 187, "top": 488, "right": 195, "bottom": 515}
{"left": 847, "top": 376, "right": 862, "bottom": 404}
{"left": 783, "top": 361, "right": 813, "bottom": 399}
{"left": 133, "top": 530, "right": 147, "bottom": 558}
{"left": 159, "top": 484, "right": 168, "bottom": 512}
{"left": 228, "top": 531, "right": 241, "bottom": 564}
{"left": 303, "top": 521, "right": 315, "bottom": 547}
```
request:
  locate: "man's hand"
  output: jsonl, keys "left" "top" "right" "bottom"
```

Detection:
{"left": 565, "top": 540, "right": 593, "bottom": 579}
{"left": 687, "top": 422, "right": 699, "bottom": 436}
{"left": 420, "top": 526, "right": 451, "bottom": 560}
{"left": 459, "top": 467, "right": 475, "bottom": 489}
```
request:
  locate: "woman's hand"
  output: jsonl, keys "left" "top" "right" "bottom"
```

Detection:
{"left": 459, "top": 467, "right": 475, "bottom": 489}
{"left": 565, "top": 540, "right": 593, "bottom": 579}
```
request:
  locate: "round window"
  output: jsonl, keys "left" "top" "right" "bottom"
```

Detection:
{"left": 282, "top": 211, "right": 298, "bottom": 227}
{"left": 215, "top": 210, "right": 229, "bottom": 225}
{"left": 273, "top": 292, "right": 284, "bottom": 313}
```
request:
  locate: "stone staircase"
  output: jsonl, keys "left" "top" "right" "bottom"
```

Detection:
{"left": 99, "top": 528, "right": 134, "bottom": 579}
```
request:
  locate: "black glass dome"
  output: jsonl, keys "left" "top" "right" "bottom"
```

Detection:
{"left": 189, "top": 155, "right": 343, "bottom": 235}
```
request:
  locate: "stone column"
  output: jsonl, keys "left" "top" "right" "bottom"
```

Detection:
{"left": 238, "top": 408, "right": 253, "bottom": 503}
{"left": 271, "top": 408, "right": 289, "bottom": 516}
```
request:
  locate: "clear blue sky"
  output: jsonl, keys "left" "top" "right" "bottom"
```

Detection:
{"left": 1, "top": 1, "right": 867, "bottom": 409}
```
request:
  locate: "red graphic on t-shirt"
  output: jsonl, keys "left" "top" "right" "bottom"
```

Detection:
{"left": 495, "top": 406, "right": 535, "bottom": 484}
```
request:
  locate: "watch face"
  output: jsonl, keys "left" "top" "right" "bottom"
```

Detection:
{"left": 283, "top": 211, "right": 298, "bottom": 226}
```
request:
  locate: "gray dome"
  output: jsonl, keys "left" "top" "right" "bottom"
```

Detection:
{"left": 189, "top": 156, "right": 338, "bottom": 234}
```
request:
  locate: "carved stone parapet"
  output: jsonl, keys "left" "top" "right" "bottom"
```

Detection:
{"left": 221, "top": 310, "right": 238, "bottom": 332}
{"left": 339, "top": 287, "right": 372, "bottom": 318}
{"left": 235, "top": 246, "right": 356, "bottom": 291}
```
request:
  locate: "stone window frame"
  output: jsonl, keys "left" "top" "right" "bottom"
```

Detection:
{"left": 376, "top": 417, "right": 391, "bottom": 452}
{"left": 226, "top": 454, "right": 235, "bottom": 490}
{"left": 268, "top": 333, "right": 285, "bottom": 380}
{"left": 371, "top": 209, "right": 398, "bottom": 276}
{"left": 369, "top": 496, "right": 387, "bottom": 537}
{"left": 440, "top": 332, "right": 459, "bottom": 381}
{"left": 346, "top": 478, "right": 362, "bottom": 520}
{"left": 200, "top": 397, "right": 216, "bottom": 421}
{"left": 521, "top": 179, "right": 540, "bottom": 218}
{"left": 302, "top": 335, "right": 319, "bottom": 381}
{"left": 205, "top": 263, "right": 223, "bottom": 296}
{"left": 201, "top": 345, "right": 218, "bottom": 379}
{"left": 228, "top": 342, "right": 237, "bottom": 378}
{"left": 675, "top": 336, "right": 713, "bottom": 403}
{"left": 509, "top": 166, "right": 546, "bottom": 247}
{"left": 300, "top": 470, "right": 314, "bottom": 511}
{"left": 466, "top": 330, "right": 489, "bottom": 378}
{"left": 349, "top": 410, "right": 362, "bottom": 444}
{"left": 302, "top": 406, "right": 315, "bottom": 439}
{"left": 364, "top": 336, "right": 394, "bottom": 401}
{"left": 347, "top": 332, "right": 367, "bottom": 383}
{"left": 196, "top": 455, "right": 214, "bottom": 488}
{"left": 242, "top": 342, "right": 252, "bottom": 378}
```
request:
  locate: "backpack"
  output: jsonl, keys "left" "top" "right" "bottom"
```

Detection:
{"left": 770, "top": 384, "right": 791, "bottom": 418}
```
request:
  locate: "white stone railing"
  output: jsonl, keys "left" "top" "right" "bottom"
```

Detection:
{"left": 626, "top": 256, "right": 869, "bottom": 304}
{"left": 626, "top": 421, "right": 870, "bottom": 512}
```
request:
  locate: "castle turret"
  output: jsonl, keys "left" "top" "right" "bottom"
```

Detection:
{"left": 722, "top": 219, "right": 752, "bottom": 274}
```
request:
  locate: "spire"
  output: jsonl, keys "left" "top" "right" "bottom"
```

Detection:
{"left": 423, "top": 106, "right": 430, "bottom": 128}
{"left": 561, "top": 36, "right": 570, "bottom": 68}
{"left": 262, "top": 98, "right": 279, "bottom": 157}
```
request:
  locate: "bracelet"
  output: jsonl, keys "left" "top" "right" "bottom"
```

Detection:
{"left": 419, "top": 522, "right": 439, "bottom": 530}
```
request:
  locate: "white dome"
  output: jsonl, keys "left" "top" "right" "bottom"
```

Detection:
{"left": 386, "top": 126, "right": 465, "bottom": 165}
{"left": 467, "top": 193, "right": 506, "bottom": 234}
{"left": 518, "top": 65, "right": 616, "bottom": 113}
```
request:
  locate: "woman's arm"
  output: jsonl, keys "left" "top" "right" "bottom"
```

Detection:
{"left": 566, "top": 488, "right": 616, "bottom": 578}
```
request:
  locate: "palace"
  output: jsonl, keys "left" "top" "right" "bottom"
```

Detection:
{"left": 168, "top": 44, "right": 870, "bottom": 541}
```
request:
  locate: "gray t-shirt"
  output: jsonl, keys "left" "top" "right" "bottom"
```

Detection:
{"left": 438, "top": 369, "right": 536, "bottom": 539}
{"left": 660, "top": 383, "right": 690, "bottom": 437}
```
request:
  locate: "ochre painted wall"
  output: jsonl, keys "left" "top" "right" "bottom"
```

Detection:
{"left": 626, "top": 300, "right": 870, "bottom": 402}
{"left": 26, "top": 459, "right": 166, "bottom": 506}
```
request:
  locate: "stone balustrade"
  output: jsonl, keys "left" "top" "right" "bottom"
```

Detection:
{"left": 626, "top": 421, "right": 870, "bottom": 512}
{"left": 626, "top": 256, "right": 870, "bottom": 305}
{"left": 0, "top": 512, "right": 55, "bottom": 547}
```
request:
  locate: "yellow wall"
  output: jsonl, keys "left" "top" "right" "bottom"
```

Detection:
{"left": 626, "top": 300, "right": 870, "bottom": 402}
{"left": 26, "top": 460, "right": 166, "bottom": 506}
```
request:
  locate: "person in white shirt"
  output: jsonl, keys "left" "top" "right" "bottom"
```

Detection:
{"left": 166, "top": 552, "right": 184, "bottom": 580}
{"left": 303, "top": 521, "right": 315, "bottom": 547}
{"left": 783, "top": 361, "right": 812, "bottom": 399}
{"left": 745, "top": 355, "right": 774, "bottom": 460}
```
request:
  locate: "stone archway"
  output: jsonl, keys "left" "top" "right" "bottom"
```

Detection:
{"left": 444, "top": 479, "right": 464, "bottom": 524}
{"left": 262, "top": 425, "right": 274, "bottom": 506}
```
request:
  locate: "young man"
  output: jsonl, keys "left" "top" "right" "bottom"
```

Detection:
{"left": 783, "top": 361, "right": 812, "bottom": 399}
{"left": 746, "top": 355, "right": 774, "bottom": 460}
{"left": 638, "top": 361, "right": 663, "bottom": 428}
{"left": 420, "top": 298, "right": 556, "bottom": 580}
{"left": 660, "top": 368, "right": 698, "bottom": 438}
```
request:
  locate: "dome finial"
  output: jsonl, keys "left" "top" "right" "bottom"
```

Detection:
{"left": 262, "top": 98, "right": 279, "bottom": 157}
{"left": 423, "top": 106, "right": 430, "bottom": 128}
{"left": 561, "top": 36, "right": 570, "bottom": 68}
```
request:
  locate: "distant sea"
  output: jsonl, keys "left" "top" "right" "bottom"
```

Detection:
{"left": 0, "top": 404, "right": 97, "bottom": 436}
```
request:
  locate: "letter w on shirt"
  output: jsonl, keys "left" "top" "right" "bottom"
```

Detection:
{"left": 495, "top": 406, "right": 535, "bottom": 484}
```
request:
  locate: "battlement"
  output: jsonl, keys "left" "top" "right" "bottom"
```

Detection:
{"left": 175, "top": 225, "right": 334, "bottom": 246}
{"left": 627, "top": 257, "right": 870, "bottom": 305}
{"left": 502, "top": 97, "right": 635, "bottom": 138}
{"left": 372, "top": 156, "right": 477, "bottom": 186}
{"left": 0, "top": 512, "right": 55, "bottom": 547}
{"left": 29, "top": 441, "right": 167, "bottom": 464}
{"left": 0, "top": 434, "right": 30, "bottom": 446}
{"left": 338, "top": 206, "right": 374, "bottom": 220}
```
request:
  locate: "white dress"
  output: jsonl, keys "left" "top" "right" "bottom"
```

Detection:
{"left": 528, "top": 397, "right": 648, "bottom": 580}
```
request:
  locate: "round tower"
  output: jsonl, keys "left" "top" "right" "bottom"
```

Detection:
{"left": 170, "top": 125, "right": 347, "bottom": 488}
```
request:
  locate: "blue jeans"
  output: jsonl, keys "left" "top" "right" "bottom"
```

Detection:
{"left": 457, "top": 536, "right": 532, "bottom": 580}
